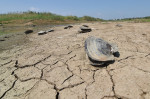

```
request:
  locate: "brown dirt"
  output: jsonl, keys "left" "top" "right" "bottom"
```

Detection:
{"left": 0, "top": 22, "right": 150, "bottom": 99}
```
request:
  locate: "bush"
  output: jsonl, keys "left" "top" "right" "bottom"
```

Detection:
{"left": 80, "top": 16, "right": 97, "bottom": 21}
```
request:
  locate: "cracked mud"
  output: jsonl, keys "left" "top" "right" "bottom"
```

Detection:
{"left": 0, "top": 22, "right": 150, "bottom": 99}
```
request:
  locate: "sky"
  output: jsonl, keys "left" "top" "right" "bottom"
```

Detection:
{"left": 0, "top": 0, "right": 150, "bottom": 19}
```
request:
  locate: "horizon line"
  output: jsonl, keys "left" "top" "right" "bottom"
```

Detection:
{"left": 0, "top": 11, "right": 150, "bottom": 20}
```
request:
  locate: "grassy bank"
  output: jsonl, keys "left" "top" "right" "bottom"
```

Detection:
{"left": 111, "top": 16, "right": 150, "bottom": 22}
{"left": 1, "top": 11, "right": 150, "bottom": 25}
{"left": 0, "top": 11, "right": 103, "bottom": 25}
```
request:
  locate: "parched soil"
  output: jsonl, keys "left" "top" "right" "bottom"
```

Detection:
{"left": 0, "top": 22, "right": 150, "bottom": 99}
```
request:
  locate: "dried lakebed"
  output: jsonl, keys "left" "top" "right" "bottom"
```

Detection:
{"left": 0, "top": 22, "right": 150, "bottom": 99}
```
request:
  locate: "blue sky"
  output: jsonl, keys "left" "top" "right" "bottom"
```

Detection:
{"left": 0, "top": 0, "right": 150, "bottom": 19}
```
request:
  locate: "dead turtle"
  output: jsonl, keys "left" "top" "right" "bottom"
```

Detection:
{"left": 46, "top": 29, "right": 54, "bottom": 32}
{"left": 64, "top": 26, "right": 68, "bottom": 29}
{"left": 82, "top": 25, "right": 89, "bottom": 27}
{"left": 78, "top": 26, "right": 92, "bottom": 33}
{"left": 38, "top": 31, "right": 46, "bottom": 35}
{"left": 64, "top": 25, "right": 73, "bottom": 29}
{"left": 68, "top": 25, "right": 73, "bottom": 28}
{"left": 85, "top": 36, "right": 118, "bottom": 65}
{"left": 24, "top": 30, "right": 33, "bottom": 34}
{"left": 0, "top": 39, "right": 5, "bottom": 41}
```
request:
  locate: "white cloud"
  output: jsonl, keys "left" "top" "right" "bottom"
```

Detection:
{"left": 29, "top": 7, "right": 39, "bottom": 12}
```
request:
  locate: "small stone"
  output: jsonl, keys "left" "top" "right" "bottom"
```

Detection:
{"left": 4, "top": 36, "right": 9, "bottom": 38}
{"left": 116, "top": 24, "right": 122, "bottom": 27}
{"left": 32, "top": 25, "right": 36, "bottom": 27}
{"left": 57, "top": 37, "right": 63, "bottom": 39}
{"left": 142, "top": 33, "right": 146, "bottom": 36}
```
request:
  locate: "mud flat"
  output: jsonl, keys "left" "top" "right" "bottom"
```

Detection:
{"left": 0, "top": 22, "right": 150, "bottom": 99}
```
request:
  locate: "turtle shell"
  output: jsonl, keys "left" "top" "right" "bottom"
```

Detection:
{"left": 82, "top": 25, "right": 89, "bottom": 27}
{"left": 80, "top": 26, "right": 91, "bottom": 30}
{"left": 79, "top": 26, "right": 92, "bottom": 33}
{"left": 38, "top": 31, "right": 46, "bottom": 35}
{"left": 85, "top": 36, "right": 114, "bottom": 63}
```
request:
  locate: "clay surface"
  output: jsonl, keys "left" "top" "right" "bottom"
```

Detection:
{"left": 0, "top": 22, "right": 150, "bottom": 99}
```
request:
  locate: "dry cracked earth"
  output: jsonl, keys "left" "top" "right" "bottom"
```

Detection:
{"left": 0, "top": 22, "right": 150, "bottom": 99}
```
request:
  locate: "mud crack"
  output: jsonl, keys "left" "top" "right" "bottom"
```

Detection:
{"left": 40, "top": 69, "right": 44, "bottom": 79}
{"left": 54, "top": 85, "right": 59, "bottom": 99}
{"left": 135, "top": 82, "right": 148, "bottom": 99}
{"left": 92, "top": 69, "right": 99, "bottom": 83}
{"left": 56, "top": 92, "right": 59, "bottom": 99}
{"left": 61, "top": 54, "right": 77, "bottom": 82}
{"left": 131, "top": 66, "right": 150, "bottom": 74}
{"left": 118, "top": 55, "right": 134, "bottom": 62}
{"left": 59, "top": 81, "right": 85, "bottom": 91}
{"left": 0, "top": 60, "right": 12, "bottom": 67}
{"left": 16, "top": 55, "right": 51, "bottom": 68}
{"left": 106, "top": 68, "right": 118, "bottom": 99}
{"left": 84, "top": 69, "right": 99, "bottom": 99}
{"left": 61, "top": 74, "right": 73, "bottom": 84}
{"left": 0, "top": 78, "right": 18, "bottom": 99}
{"left": 145, "top": 53, "right": 150, "bottom": 57}
{"left": 101, "top": 96, "right": 117, "bottom": 99}
{"left": 65, "top": 54, "right": 76, "bottom": 63}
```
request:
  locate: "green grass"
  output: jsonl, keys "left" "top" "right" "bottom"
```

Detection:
{"left": 0, "top": 12, "right": 65, "bottom": 22}
{"left": 112, "top": 16, "right": 150, "bottom": 22}
{"left": 0, "top": 11, "right": 103, "bottom": 24}
{"left": 1, "top": 11, "right": 150, "bottom": 25}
